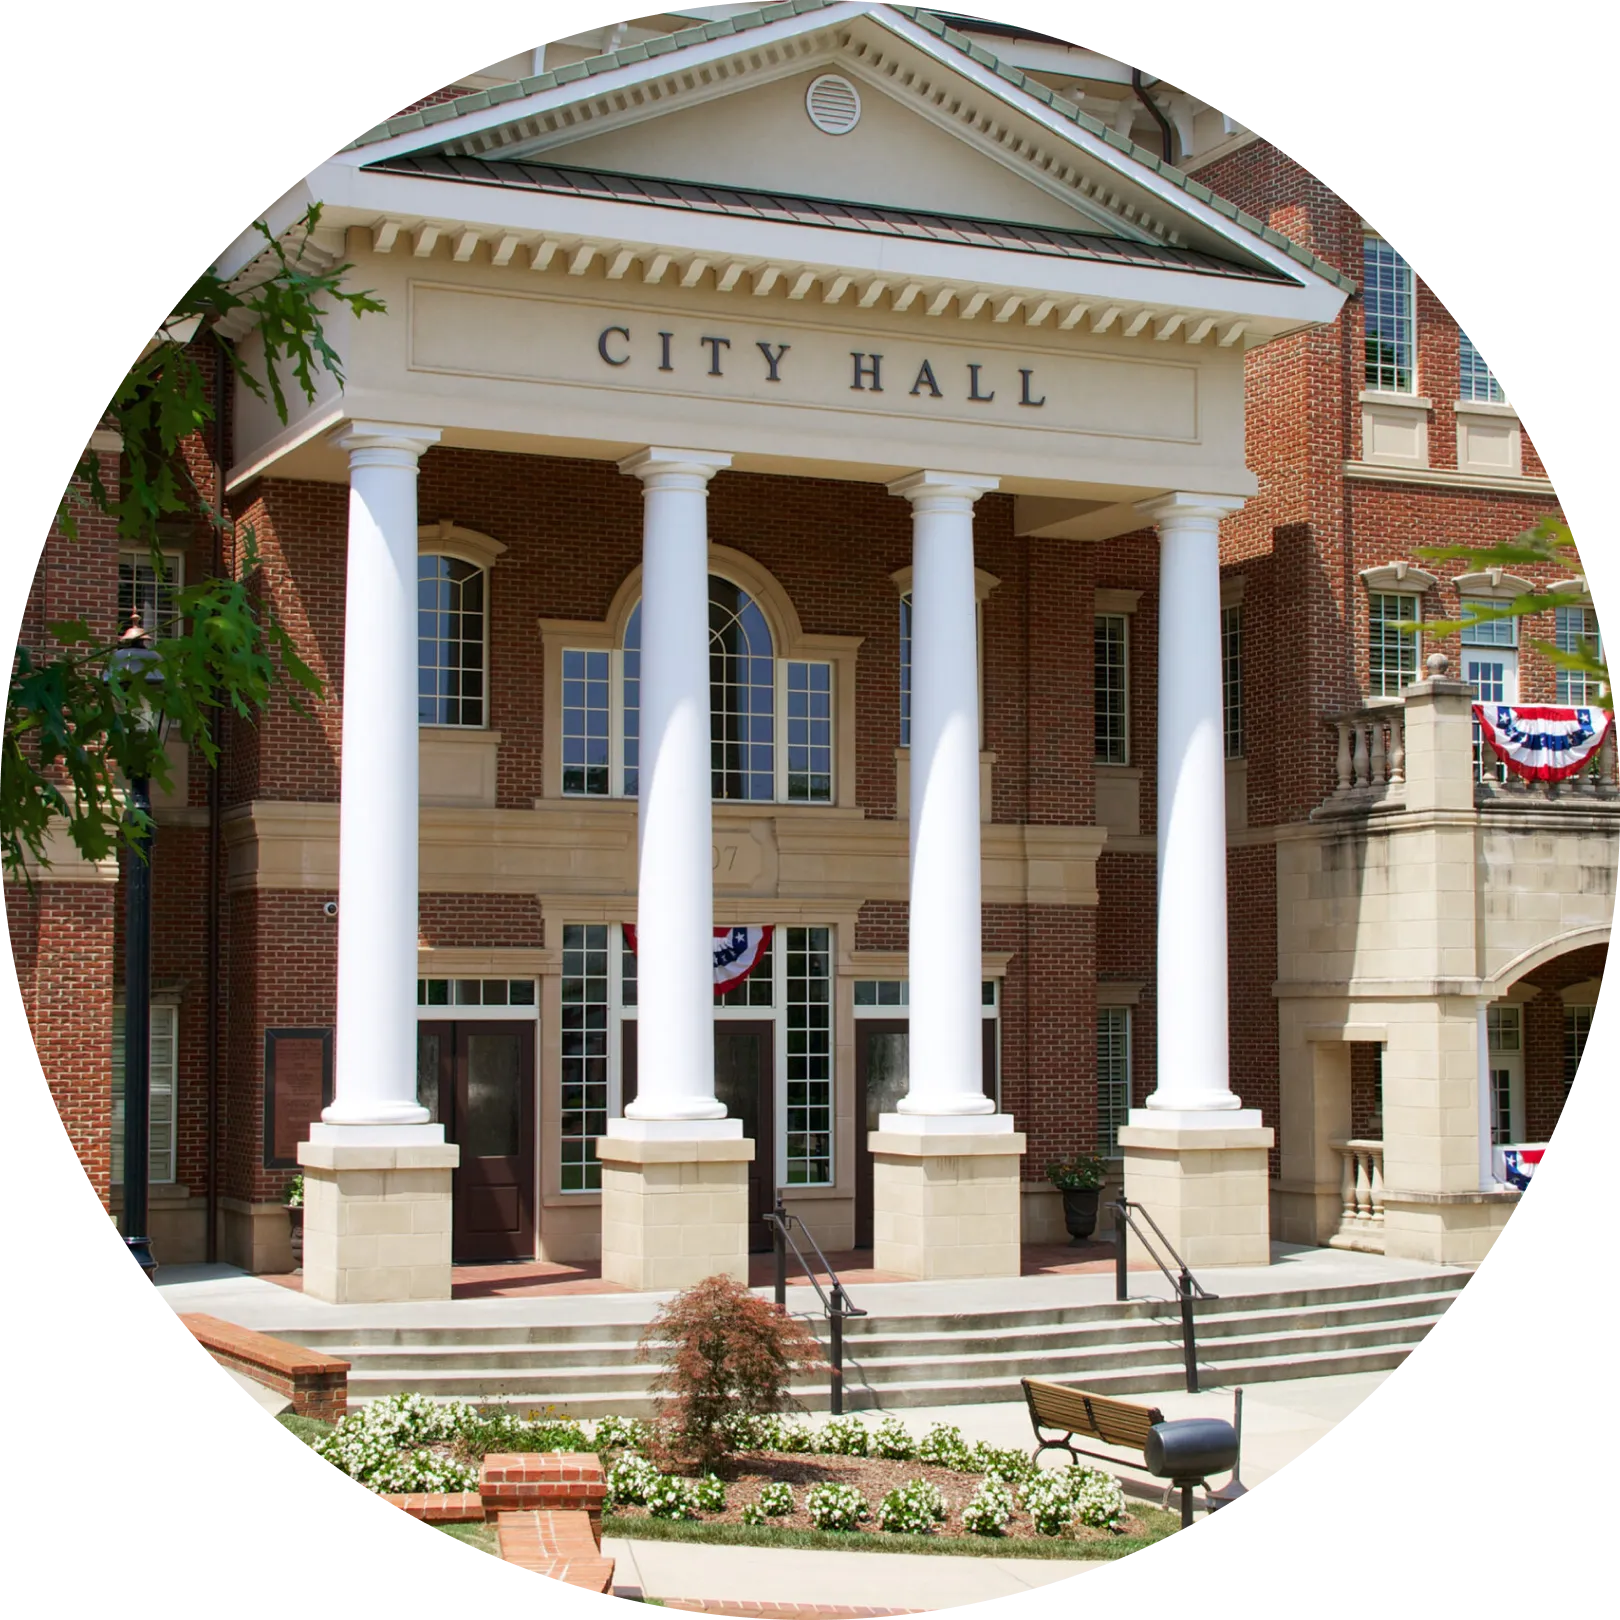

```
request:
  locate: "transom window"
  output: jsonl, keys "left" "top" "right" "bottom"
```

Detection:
{"left": 1363, "top": 237, "right": 1415, "bottom": 393}
{"left": 111, "top": 1003, "right": 177, "bottom": 1186}
{"left": 419, "top": 553, "right": 486, "bottom": 727}
{"left": 1368, "top": 593, "right": 1420, "bottom": 697}
{"left": 1094, "top": 614, "right": 1129, "bottom": 765}
{"left": 1460, "top": 597, "right": 1517, "bottom": 648}
{"left": 853, "top": 980, "right": 999, "bottom": 1008}
{"left": 1458, "top": 329, "right": 1505, "bottom": 404}
{"left": 1221, "top": 603, "right": 1244, "bottom": 759}
{"left": 564, "top": 575, "right": 832, "bottom": 803}
{"left": 417, "top": 978, "right": 537, "bottom": 1009}
{"left": 119, "top": 549, "right": 183, "bottom": 634}
{"left": 1097, "top": 1007, "right": 1132, "bottom": 1158}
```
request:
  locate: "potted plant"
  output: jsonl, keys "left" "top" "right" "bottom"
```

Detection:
{"left": 283, "top": 1174, "right": 304, "bottom": 1271}
{"left": 1046, "top": 1153, "right": 1107, "bottom": 1245}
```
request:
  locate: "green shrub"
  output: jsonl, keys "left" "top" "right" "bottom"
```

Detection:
{"left": 917, "top": 1423, "right": 972, "bottom": 1471}
{"left": 605, "top": 1453, "right": 661, "bottom": 1509}
{"left": 816, "top": 1415, "right": 870, "bottom": 1456}
{"left": 693, "top": 1474, "right": 728, "bottom": 1513}
{"left": 312, "top": 1394, "right": 478, "bottom": 1494}
{"left": 804, "top": 1482, "right": 866, "bottom": 1532}
{"left": 871, "top": 1416, "right": 916, "bottom": 1460}
{"left": 962, "top": 1475, "right": 1016, "bottom": 1537}
{"left": 645, "top": 1474, "right": 699, "bottom": 1520}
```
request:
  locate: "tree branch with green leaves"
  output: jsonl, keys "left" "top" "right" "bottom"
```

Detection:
{"left": 6, "top": 204, "right": 383, "bottom": 881}
{"left": 1400, "top": 515, "right": 1608, "bottom": 696}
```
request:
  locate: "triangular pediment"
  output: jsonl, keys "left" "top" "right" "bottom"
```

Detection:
{"left": 343, "top": 3, "right": 1351, "bottom": 296}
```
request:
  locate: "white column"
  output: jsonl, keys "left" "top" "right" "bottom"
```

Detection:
{"left": 1135, "top": 491, "right": 1256, "bottom": 1124}
{"left": 617, "top": 447, "right": 734, "bottom": 1133}
{"left": 319, "top": 422, "right": 441, "bottom": 1134}
{"left": 888, "top": 470, "right": 1002, "bottom": 1120}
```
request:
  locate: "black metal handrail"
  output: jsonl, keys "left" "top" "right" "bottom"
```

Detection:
{"left": 764, "top": 1196, "right": 867, "bottom": 1415}
{"left": 1109, "top": 1197, "right": 1217, "bottom": 1393}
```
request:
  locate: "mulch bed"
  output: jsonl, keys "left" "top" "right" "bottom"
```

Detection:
{"left": 609, "top": 1451, "right": 1155, "bottom": 1545}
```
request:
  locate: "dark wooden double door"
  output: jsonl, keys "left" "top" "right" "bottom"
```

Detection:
{"left": 418, "top": 1021, "right": 536, "bottom": 1263}
{"left": 623, "top": 1020, "right": 776, "bottom": 1251}
{"left": 854, "top": 1019, "right": 999, "bottom": 1251}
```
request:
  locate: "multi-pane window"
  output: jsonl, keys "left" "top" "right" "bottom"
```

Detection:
{"left": 1460, "top": 598, "right": 1516, "bottom": 647}
{"left": 1368, "top": 593, "right": 1420, "bottom": 697}
{"left": 1097, "top": 1007, "right": 1131, "bottom": 1157}
{"left": 899, "top": 593, "right": 913, "bottom": 748}
{"left": 111, "top": 1003, "right": 178, "bottom": 1186}
{"left": 1555, "top": 606, "right": 1605, "bottom": 704}
{"left": 566, "top": 576, "right": 830, "bottom": 803}
{"left": 119, "top": 549, "right": 182, "bottom": 634}
{"left": 1565, "top": 1005, "right": 1594, "bottom": 1095}
{"left": 1363, "top": 237, "right": 1415, "bottom": 393}
{"left": 561, "top": 649, "right": 611, "bottom": 796}
{"left": 1221, "top": 603, "right": 1244, "bottom": 759}
{"left": 852, "top": 980, "right": 998, "bottom": 1007}
{"left": 1094, "top": 614, "right": 1129, "bottom": 764}
{"left": 1458, "top": 329, "right": 1506, "bottom": 404}
{"left": 560, "top": 925, "right": 610, "bottom": 1192}
{"left": 717, "top": 933, "right": 774, "bottom": 1009}
{"left": 1486, "top": 1004, "right": 1521, "bottom": 1147}
{"left": 417, "top": 978, "right": 537, "bottom": 1008}
{"left": 784, "top": 927, "right": 833, "bottom": 1186}
{"left": 785, "top": 661, "right": 832, "bottom": 802}
{"left": 418, "top": 554, "right": 486, "bottom": 726}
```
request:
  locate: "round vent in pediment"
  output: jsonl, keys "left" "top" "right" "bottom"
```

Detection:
{"left": 805, "top": 73, "right": 861, "bottom": 135}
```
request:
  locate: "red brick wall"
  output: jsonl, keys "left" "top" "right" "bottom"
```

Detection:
{"left": 1516, "top": 943, "right": 1607, "bottom": 1143}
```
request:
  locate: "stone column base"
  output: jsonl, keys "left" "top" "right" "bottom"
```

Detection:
{"left": 296, "top": 1137, "right": 459, "bottom": 1303}
{"left": 1118, "top": 1120, "right": 1275, "bottom": 1269}
{"left": 1383, "top": 1186, "right": 1518, "bottom": 1265}
{"left": 870, "top": 1119, "right": 1026, "bottom": 1280}
{"left": 596, "top": 1134, "right": 753, "bottom": 1291}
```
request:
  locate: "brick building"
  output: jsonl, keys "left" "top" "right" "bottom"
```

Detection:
{"left": 11, "top": 6, "right": 1611, "bottom": 1298}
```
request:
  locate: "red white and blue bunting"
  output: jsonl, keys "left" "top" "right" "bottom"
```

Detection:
{"left": 621, "top": 924, "right": 774, "bottom": 991}
{"left": 1472, "top": 704, "right": 1614, "bottom": 783}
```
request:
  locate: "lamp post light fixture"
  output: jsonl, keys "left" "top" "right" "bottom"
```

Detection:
{"left": 110, "top": 609, "right": 172, "bottom": 1281}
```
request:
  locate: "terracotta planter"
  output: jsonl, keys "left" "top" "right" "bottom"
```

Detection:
{"left": 1059, "top": 1186, "right": 1101, "bottom": 1245}
{"left": 287, "top": 1205, "right": 304, "bottom": 1271}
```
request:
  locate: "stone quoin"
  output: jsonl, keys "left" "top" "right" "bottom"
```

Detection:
{"left": 12, "top": 5, "right": 1609, "bottom": 1296}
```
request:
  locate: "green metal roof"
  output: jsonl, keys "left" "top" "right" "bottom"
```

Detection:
{"left": 343, "top": 2, "right": 1357, "bottom": 296}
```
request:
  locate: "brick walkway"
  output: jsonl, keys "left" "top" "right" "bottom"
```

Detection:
{"left": 262, "top": 1240, "right": 1145, "bottom": 1296}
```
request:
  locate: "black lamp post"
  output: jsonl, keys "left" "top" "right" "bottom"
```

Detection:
{"left": 111, "top": 610, "right": 170, "bottom": 1281}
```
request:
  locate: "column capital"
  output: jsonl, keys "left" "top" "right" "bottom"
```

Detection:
{"left": 1136, "top": 490, "right": 1246, "bottom": 528}
{"left": 335, "top": 421, "right": 442, "bottom": 465}
{"left": 618, "top": 447, "right": 732, "bottom": 489}
{"left": 887, "top": 469, "right": 1000, "bottom": 510}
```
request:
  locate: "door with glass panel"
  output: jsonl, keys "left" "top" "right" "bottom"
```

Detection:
{"left": 417, "top": 1020, "right": 536, "bottom": 1263}
{"left": 852, "top": 1010, "right": 998, "bottom": 1251}
{"left": 1462, "top": 603, "right": 1519, "bottom": 782}
{"left": 621, "top": 1020, "right": 776, "bottom": 1250}
{"left": 1486, "top": 1003, "right": 1525, "bottom": 1146}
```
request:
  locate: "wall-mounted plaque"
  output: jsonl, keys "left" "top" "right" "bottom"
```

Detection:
{"left": 263, "top": 1028, "right": 333, "bottom": 1168}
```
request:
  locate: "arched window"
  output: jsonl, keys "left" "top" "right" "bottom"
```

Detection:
{"left": 418, "top": 553, "right": 487, "bottom": 727}
{"left": 562, "top": 573, "right": 832, "bottom": 803}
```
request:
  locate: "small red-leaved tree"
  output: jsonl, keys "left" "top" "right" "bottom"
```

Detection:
{"left": 638, "top": 1274, "right": 825, "bottom": 1474}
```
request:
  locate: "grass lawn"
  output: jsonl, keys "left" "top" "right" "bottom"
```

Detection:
{"left": 277, "top": 1413, "right": 335, "bottom": 1446}
{"left": 601, "top": 1507, "right": 1182, "bottom": 1561}
{"left": 435, "top": 1520, "right": 502, "bottom": 1557}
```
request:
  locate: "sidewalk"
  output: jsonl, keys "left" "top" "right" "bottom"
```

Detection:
{"left": 597, "top": 1368, "right": 1390, "bottom": 1609}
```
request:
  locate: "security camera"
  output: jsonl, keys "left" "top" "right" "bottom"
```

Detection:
{"left": 322, "top": 900, "right": 338, "bottom": 918}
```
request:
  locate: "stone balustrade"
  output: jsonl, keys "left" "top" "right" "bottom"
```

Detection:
{"left": 1475, "top": 726, "right": 1619, "bottom": 807}
{"left": 1327, "top": 1140, "right": 1385, "bottom": 1253}
{"left": 1322, "top": 708, "right": 1406, "bottom": 810}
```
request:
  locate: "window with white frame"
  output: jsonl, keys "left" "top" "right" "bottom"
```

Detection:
{"left": 418, "top": 553, "right": 487, "bottom": 726}
{"left": 119, "top": 549, "right": 183, "bottom": 634}
{"left": 1486, "top": 1003, "right": 1522, "bottom": 1146}
{"left": 898, "top": 583, "right": 992, "bottom": 752}
{"left": 1555, "top": 606, "right": 1605, "bottom": 704}
{"left": 1565, "top": 1004, "right": 1594, "bottom": 1095}
{"left": 1094, "top": 614, "right": 1129, "bottom": 765}
{"left": 1097, "top": 1006, "right": 1131, "bottom": 1157}
{"left": 1368, "top": 593, "right": 1420, "bottom": 697}
{"left": 111, "top": 1003, "right": 178, "bottom": 1186}
{"left": 1363, "top": 237, "right": 1415, "bottom": 393}
{"left": 1222, "top": 603, "right": 1244, "bottom": 759}
{"left": 1458, "top": 329, "right": 1506, "bottom": 404}
{"left": 564, "top": 575, "right": 832, "bottom": 803}
{"left": 1459, "top": 598, "right": 1517, "bottom": 649}
{"left": 784, "top": 928, "right": 833, "bottom": 1185}
{"left": 560, "top": 925, "right": 611, "bottom": 1192}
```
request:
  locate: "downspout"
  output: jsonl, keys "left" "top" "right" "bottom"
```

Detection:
{"left": 1132, "top": 68, "right": 1175, "bottom": 166}
{"left": 204, "top": 341, "right": 227, "bottom": 1262}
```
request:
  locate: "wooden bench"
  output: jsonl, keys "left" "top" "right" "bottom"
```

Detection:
{"left": 180, "top": 1313, "right": 348, "bottom": 1423}
{"left": 1021, "top": 1377, "right": 1165, "bottom": 1472}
